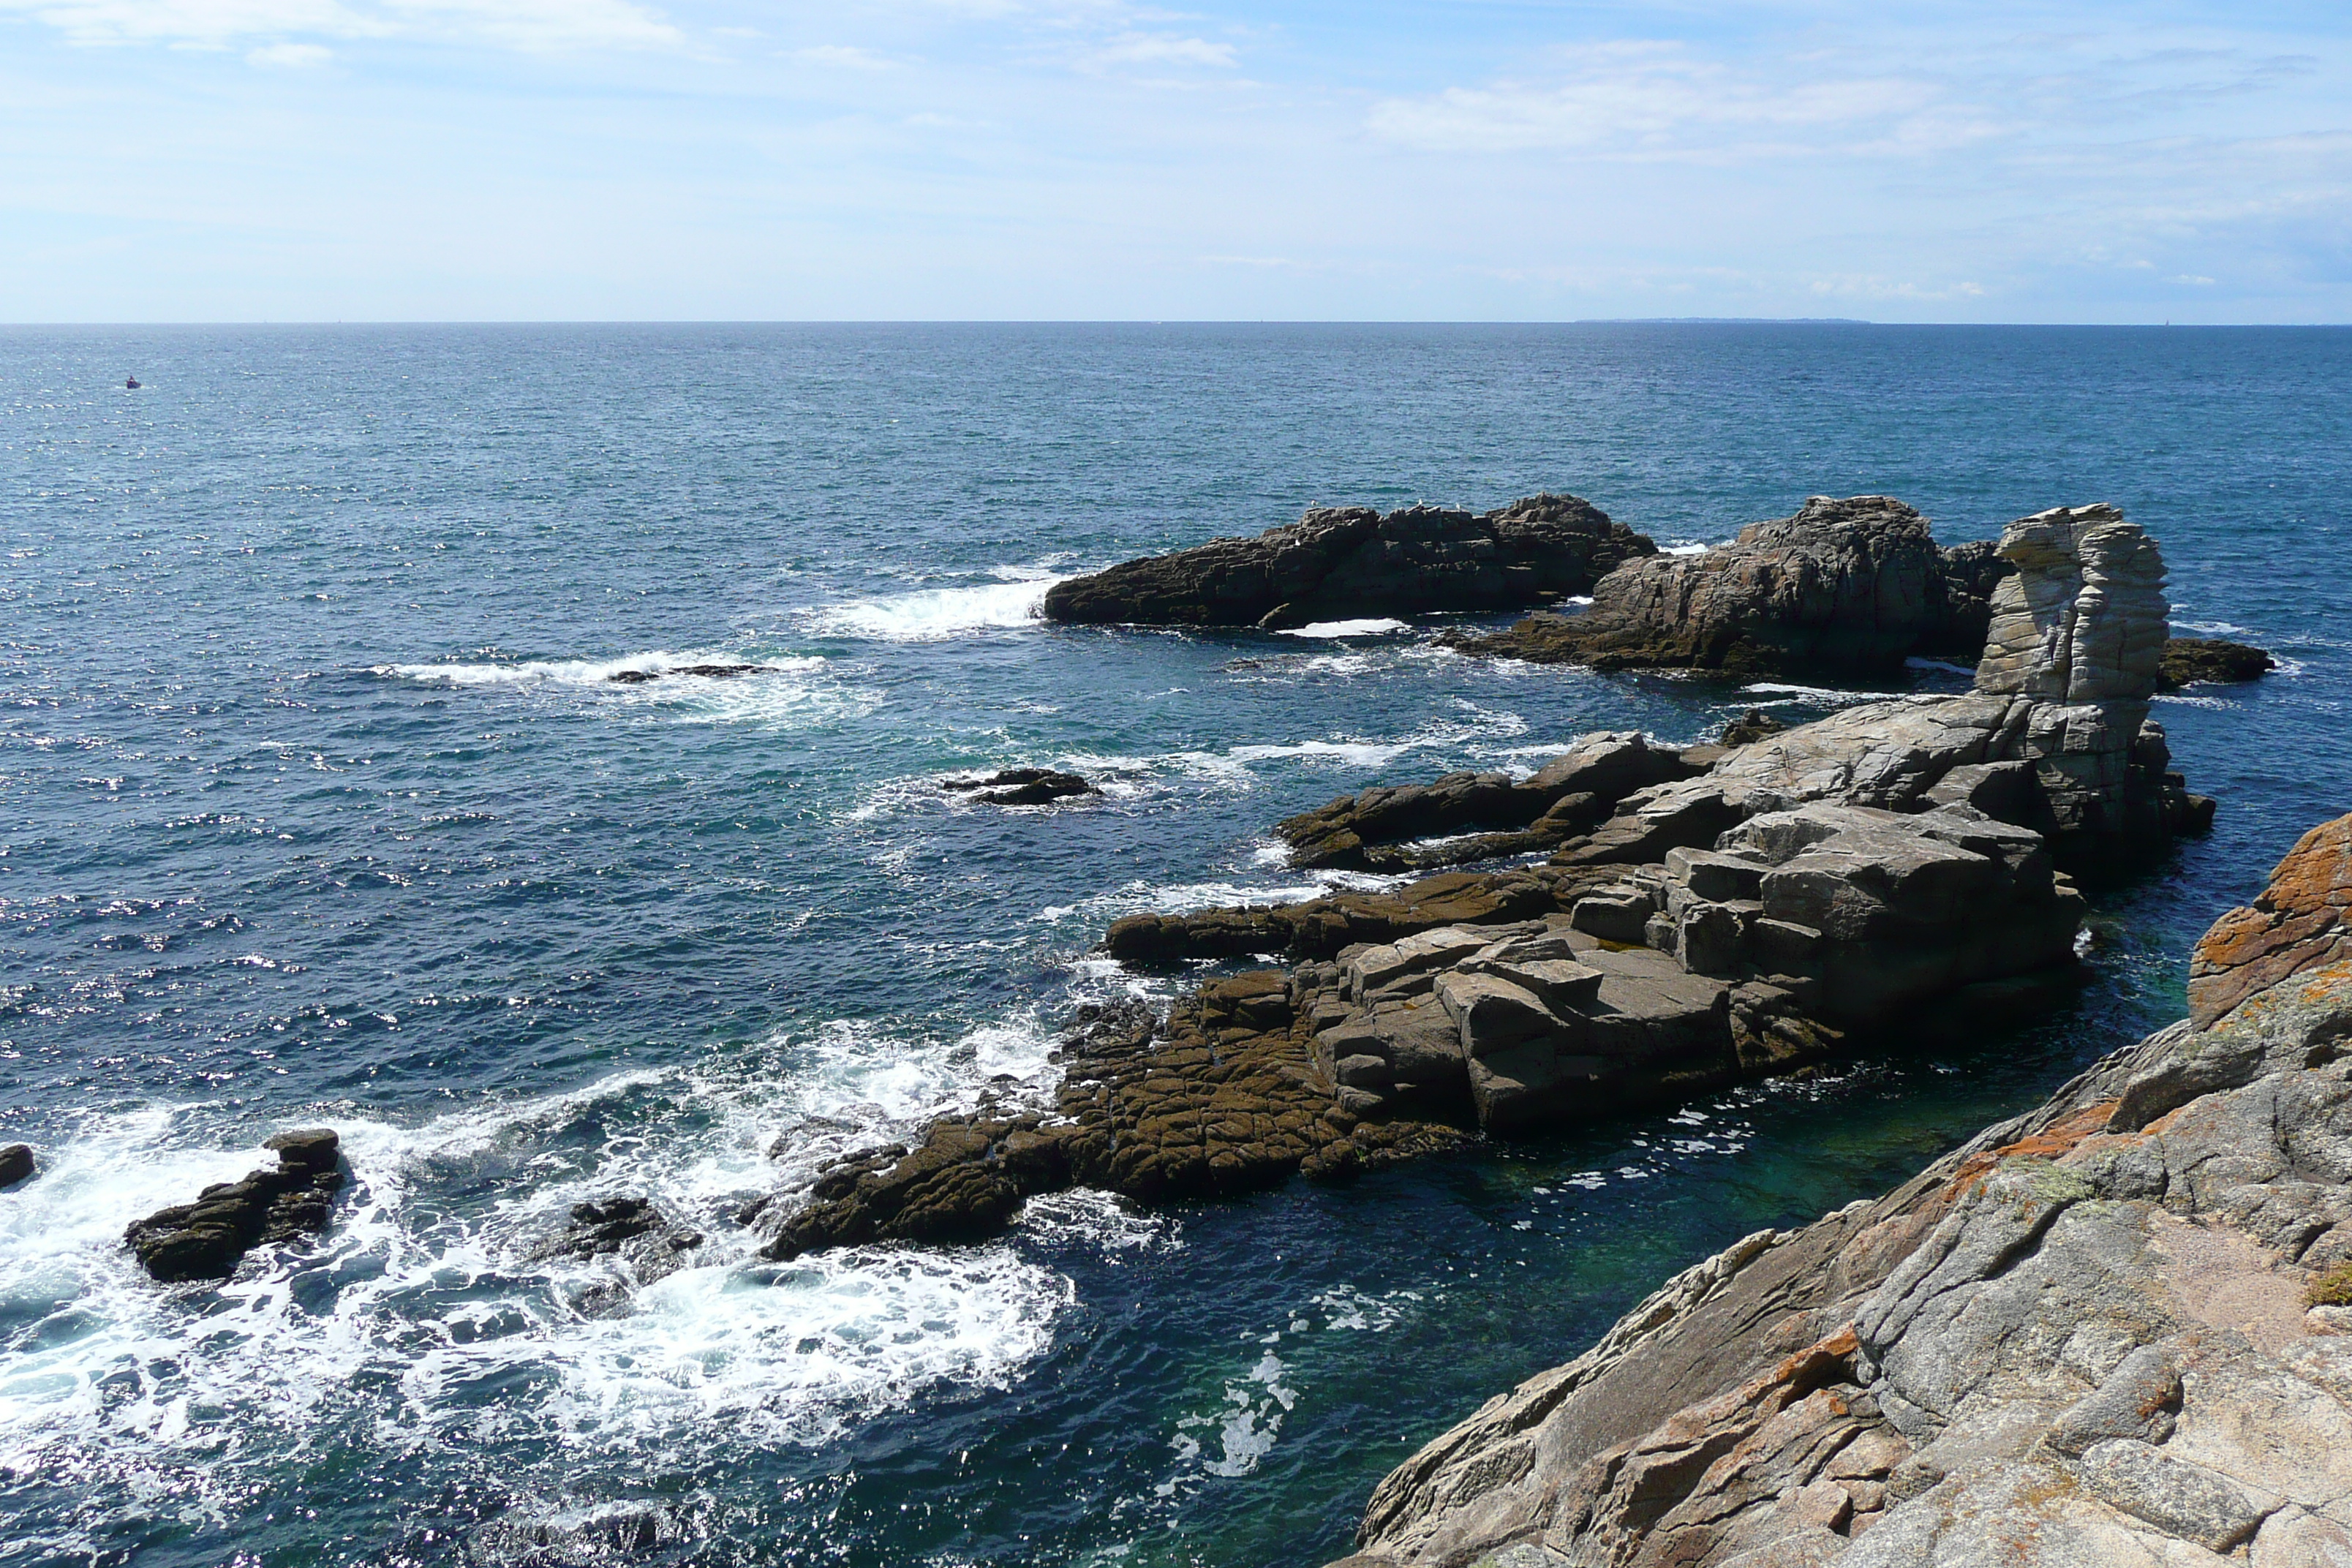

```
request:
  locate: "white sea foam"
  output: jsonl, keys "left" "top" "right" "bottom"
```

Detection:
{"left": 0, "top": 1013, "right": 1105, "bottom": 1553}
{"left": 1903, "top": 657, "right": 1977, "bottom": 676}
{"left": 1663, "top": 541, "right": 1714, "bottom": 555}
{"left": 376, "top": 652, "right": 867, "bottom": 728}
{"left": 1741, "top": 682, "right": 1880, "bottom": 704}
{"left": 1273, "top": 618, "right": 1409, "bottom": 638}
{"left": 805, "top": 570, "right": 1071, "bottom": 641}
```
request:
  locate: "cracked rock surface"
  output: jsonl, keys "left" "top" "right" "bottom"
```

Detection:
{"left": 1330, "top": 808, "right": 2352, "bottom": 1568}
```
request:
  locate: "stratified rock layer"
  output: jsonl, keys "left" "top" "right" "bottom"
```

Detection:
{"left": 1041, "top": 495, "right": 1655, "bottom": 628}
{"left": 1331, "top": 811, "right": 2352, "bottom": 1568}
{"left": 1444, "top": 495, "right": 2000, "bottom": 675}
{"left": 125, "top": 1129, "right": 346, "bottom": 1282}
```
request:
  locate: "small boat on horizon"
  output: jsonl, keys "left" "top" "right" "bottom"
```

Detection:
{"left": 125, "top": 376, "right": 140, "bottom": 389}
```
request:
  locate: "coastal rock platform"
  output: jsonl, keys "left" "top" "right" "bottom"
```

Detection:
{"left": 1331, "top": 810, "right": 2352, "bottom": 1568}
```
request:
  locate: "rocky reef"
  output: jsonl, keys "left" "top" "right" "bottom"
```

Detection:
{"left": 0, "top": 1143, "right": 31, "bottom": 1188}
{"left": 941, "top": 766, "right": 1098, "bottom": 807}
{"left": 1040, "top": 495, "right": 1656, "bottom": 629}
{"left": 125, "top": 1129, "right": 346, "bottom": 1283}
{"left": 1443, "top": 495, "right": 2004, "bottom": 675}
{"left": 2161, "top": 637, "right": 2278, "bottom": 690}
{"left": 752, "top": 504, "right": 2213, "bottom": 1257}
{"left": 1330, "top": 808, "right": 2352, "bottom": 1568}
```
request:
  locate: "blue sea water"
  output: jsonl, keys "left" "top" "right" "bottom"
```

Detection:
{"left": 1, "top": 323, "right": 2348, "bottom": 1568}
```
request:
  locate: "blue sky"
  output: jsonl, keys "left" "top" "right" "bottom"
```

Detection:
{"left": 2, "top": 0, "right": 2347, "bottom": 320}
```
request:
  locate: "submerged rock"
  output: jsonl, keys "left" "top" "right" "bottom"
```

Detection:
{"left": 528, "top": 1196, "right": 704, "bottom": 1314}
{"left": 606, "top": 663, "right": 766, "bottom": 683}
{"left": 1040, "top": 494, "right": 1654, "bottom": 628}
{"left": 125, "top": 1128, "right": 346, "bottom": 1283}
{"left": 1444, "top": 494, "right": 2004, "bottom": 676}
{"left": 0, "top": 1143, "right": 32, "bottom": 1188}
{"left": 1333, "top": 808, "right": 2352, "bottom": 1568}
{"left": 941, "top": 767, "right": 1097, "bottom": 807}
{"left": 2158, "top": 636, "right": 2276, "bottom": 690}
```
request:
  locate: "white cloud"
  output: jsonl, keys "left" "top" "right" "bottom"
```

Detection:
{"left": 793, "top": 44, "right": 896, "bottom": 70}
{"left": 0, "top": 0, "right": 676, "bottom": 50}
{"left": 1084, "top": 31, "right": 1235, "bottom": 71}
{"left": 247, "top": 37, "right": 326, "bottom": 62}
{"left": 1367, "top": 41, "right": 1953, "bottom": 159}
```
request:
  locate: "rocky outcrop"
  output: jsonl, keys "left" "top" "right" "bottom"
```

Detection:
{"left": 1330, "top": 810, "right": 2352, "bottom": 1568}
{"left": 2160, "top": 637, "right": 2277, "bottom": 690}
{"left": 1104, "top": 866, "right": 1597, "bottom": 966}
{"left": 606, "top": 663, "right": 766, "bottom": 684}
{"left": 1040, "top": 495, "right": 1655, "bottom": 629}
{"left": 754, "top": 991, "right": 1466, "bottom": 1259}
{"left": 125, "top": 1129, "right": 346, "bottom": 1283}
{"left": 528, "top": 1195, "right": 706, "bottom": 1316}
{"left": 1271, "top": 732, "right": 1700, "bottom": 872}
{"left": 942, "top": 767, "right": 1097, "bottom": 807}
{"left": 0, "top": 1143, "right": 31, "bottom": 1188}
{"left": 1443, "top": 496, "right": 2005, "bottom": 676}
{"left": 2188, "top": 814, "right": 2352, "bottom": 1028}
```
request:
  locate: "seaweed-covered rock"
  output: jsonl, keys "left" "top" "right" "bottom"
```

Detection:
{"left": 125, "top": 1128, "right": 346, "bottom": 1283}
{"left": 1040, "top": 494, "right": 1654, "bottom": 628}
{"left": 2157, "top": 636, "right": 2275, "bottom": 690}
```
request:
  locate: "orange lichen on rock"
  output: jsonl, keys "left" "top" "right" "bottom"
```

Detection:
{"left": 2190, "top": 813, "right": 2352, "bottom": 1028}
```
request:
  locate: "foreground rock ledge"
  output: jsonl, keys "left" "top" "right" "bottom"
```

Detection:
{"left": 1330, "top": 810, "right": 2352, "bottom": 1568}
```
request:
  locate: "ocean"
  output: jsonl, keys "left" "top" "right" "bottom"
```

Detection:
{"left": 2, "top": 322, "right": 2348, "bottom": 1567}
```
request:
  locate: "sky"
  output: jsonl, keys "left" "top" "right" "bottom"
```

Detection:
{"left": 1, "top": 0, "right": 2347, "bottom": 321}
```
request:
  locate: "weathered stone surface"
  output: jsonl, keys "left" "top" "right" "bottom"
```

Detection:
{"left": 758, "top": 986, "right": 1467, "bottom": 1258}
{"left": 1330, "top": 810, "right": 2352, "bottom": 1568}
{"left": 1443, "top": 495, "right": 2000, "bottom": 675}
{"left": 2160, "top": 637, "right": 2277, "bottom": 690}
{"left": 1275, "top": 731, "right": 1695, "bottom": 872}
{"left": 1104, "top": 866, "right": 1602, "bottom": 966}
{"left": 0, "top": 1143, "right": 31, "bottom": 1188}
{"left": 2190, "top": 813, "right": 2352, "bottom": 1028}
{"left": 1041, "top": 494, "right": 1654, "bottom": 627}
{"left": 941, "top": 767, "right": 1097, "bottom": 807}
{"left": 125, "top": 1128, "right": 346, "bottom": 1283}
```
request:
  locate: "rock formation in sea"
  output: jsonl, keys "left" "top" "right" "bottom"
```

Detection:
{"left": 125, "top": 1129, "right": 345, "bottom": 1282}
{"left": 1039, "top": 495, "right": 1656, "bottom": 629}
{"left": 0, "top": 1143, "right": 33, "bottom": 1188}
{"left": 1327, "top": 807, "right": 2352, "bottom": 1568}
{"left": 528, "top": 1194, "right": 707, "bottom": 1316}
{"left": 1441, "top": 495, "right": 2002, "bottom": 675}
{"left": 2160, "top": 636, "right": 2278, "bottom": 690}
{"left": 941, "top": 767, "right": 1098, "bottom": 807}
{"left": 753, "top": 504, "right": 2215, "bottom": 1256}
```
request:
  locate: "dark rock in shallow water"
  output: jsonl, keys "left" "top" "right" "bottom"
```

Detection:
{"left": 0, "top": 1143, "right": 32, "bottom": 1188}
{"left": 466, "top": 1502, "right": 687, "bottom": 1565}
{"left": 125, "top": 1128, "right": 346, "bottom": 1282}
{"left": 1717, "top": 707, "right": 1787, "bottom": 747}
{"left": 2157, "top": 636, "right": 2275, "bottom": 690}
{"left": 1040, "top": 494, "right": 1655, "bottom": 627}
{"left": 941, "top": 767, "right": 1097, "bottom": 807}
{"left": 605, "top": 663, "right": 765, "bottom": 684}
{"left": 1444, "top": 494, "right": 2005, "bottom": 676}
{"left": 528, "top": 1196, "right": 704, "bottom": 1313}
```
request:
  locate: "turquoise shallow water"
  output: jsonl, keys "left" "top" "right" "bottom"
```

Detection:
{"left": 2, "top": 323, "right": 2349, "bottom": 1567}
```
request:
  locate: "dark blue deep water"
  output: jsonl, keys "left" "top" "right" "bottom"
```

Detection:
{"left": 3, "top": 323, "right": 2349, "bottom": 1567}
